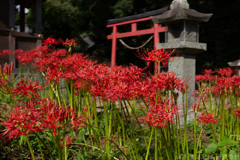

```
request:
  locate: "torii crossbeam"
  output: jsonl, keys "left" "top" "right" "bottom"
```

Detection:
{"left": 106, "top": 7, "right": 169, "bottom": 72}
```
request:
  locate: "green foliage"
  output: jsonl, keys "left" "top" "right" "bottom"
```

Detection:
{"left": 205, "top": 135, "right": 240, "bottom": 159}
{"left": 0, "top": 90, "right": 12, "bottom": 104}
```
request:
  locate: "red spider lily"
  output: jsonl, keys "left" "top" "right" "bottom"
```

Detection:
{"left": 11, "top": 79, "right": 43, "bottom": 99}
{"left": 63, "top": 39, "right": 78, "bottom": 47}
{"left": 197, "top": 111, "right": 217, "bottom": 124}
{"left": 38, "top": 98, "right": 87, "bottom": 129}
{"left": 135, "top": 48, "right": 175, "bottom": 67}
{"left": 211, "top": 76, "right": 237, "bottom": 96}
{"left": 16, "top": 51, "right": 33, "bottom": 64}
{"left": 191, "top": 102, "right": 200, "bottom": 113}
{"left": 234, "top": 108, "right": 240, "bottom": 117}
{"left": 15, "top": 49, "right": 43, "bottom": 65}
{"left": 0, "top": 62, "right": 13, "bottom": 77}
{"left": 141, "top": 71, "right": 189, "bottom": 101}
{"left": 45, "top": 67, "right": 63, "bottom": 84}
{"left": 146, "top": 99, "right": 178, "bottom": 128}
{"left": 216, "top": 67, "right": 236, "bottom": 77}
{"left": 37, "top": 45, "right": 51, "bottom": 53}
{"left": 202, "top": 69, "right": 214, "bottom": 75}
{"left": 195, "top": 74, "right": 216, "bottom": 82}
{"left": 14, "top": 49, "right": 25, "bottom": 55}
{"left": 195, "top": 75, "right": 204, "bottom": 82}
{"left": 0, "top": 107, "right": 43, "bottom": 142}
{"left": 1, "top": 98, "right": 88, "bottom": 141}
{"left": 0, "top": 50, "right": 11, "bottom": 56}
{"left": 88, "top": 64, "right": 147, "bottom": 101}
{"left": 41, "top": 115, "right": 63, "bottom": 136}
{"left": 163, "top": 71, "right": 189, "bottom": 93}
{"left": 43, "top": 37, "right": 59, "bottom": 46}
{"left": 40, "top": 104, "right": 87, "bottom": 136}
{"left": 52, "top": 49, "right": 68, "bottom": 57}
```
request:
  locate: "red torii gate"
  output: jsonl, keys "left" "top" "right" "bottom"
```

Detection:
{"left": 106, "top": 7, "right": 169, "bottom": 72}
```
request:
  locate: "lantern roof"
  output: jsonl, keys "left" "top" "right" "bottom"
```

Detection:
{"left": 228, "top": 59, "right": 240, "bottom": 67}
{"left": 151, "top": 3, "right": 212, "bottom": 24}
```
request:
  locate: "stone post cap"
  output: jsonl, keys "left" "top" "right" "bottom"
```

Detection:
{"left": 228, "top": 59, "right": 240, "bottom": 67}
{"left": 170, "top": 0, "right": 189, "bottom": 9}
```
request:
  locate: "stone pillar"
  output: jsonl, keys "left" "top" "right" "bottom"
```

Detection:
{"left": 168, "top": 55, "right": 195, "bottom": 106}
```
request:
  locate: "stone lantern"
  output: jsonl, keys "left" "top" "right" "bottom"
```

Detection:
{"left": 152, "top": 0, "right": 212, "bottom": 54}
{"left": 151, "top": 0, "right": 212, "bottom": 120}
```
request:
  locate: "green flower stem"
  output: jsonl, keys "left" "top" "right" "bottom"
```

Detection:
{"left": 58, "top": 82, "right": 67, "bottom": 106}
{"left": 26, "top": 134, "right": 36, "bottom": 160}
{"left": 209, "top": 84, "right": 213, "bottom": 113}
{"left": 158, "top": 140, "right": 163, "bottom": 160}
{"left": 71, "top": 81, "right": 75, "bottom": 109}
{"left": 221, "top": 94, "right": 226, "bottom": 138}
{"left": 122, "top": 100, "right": 139, "bottom": 159}
{"left": 160, "top": 128, "right": 172, "bottom": 160}
{"left": 196, "top": 128, "right": 203, "bottom": 157}
{"left": 145, "top": 127, "right": 154, "bottom": 160}
{"left": 182, "top": 90, "right": 189, "bottom": 160}
{"left": 126, "top": 100, "right": 143, "bottom": 131}
{"left": 108, "top": 138, "right": 130, "bottom": 160}
{"left": 33, "top": 133, "right": 54, "bottom": 160}
{"left": 78, "top": 90, "right": 82, "bottom": 115}
{"left": 103, "top": 100, "right": 110, "bottom": 160}
{"left": 71, "top": 143, "right": 120, "bottom": 160}
{"left": 36, "top": 135, "right": 45, "bottom": 160}
{"left": 175, "top": 116, "right": 181, "bottom": 158}
{"left": 55, "top": 83, "right": 62, "bottom": 107}
{"left": 155, "top": 127, "right": 158, "bottom": 160}
{"left": 211, "top": 124, "right": 218, "bottom": 143}
{"left": 194, "top": 113, "right": 197, "bottom": 160}
{"left": 1, "top": 73, "right": 17, "bottom": 106}
{"left": 6, "top": 81, "right": 17, "bottom": 106}
{"left": 119, "top": 110, "right": 127, "bottom": 159}
{"left": 63, "top": 126, "right": 67, "bottom": 160}
{"left": 65, "top": 79, "right": 71, "bottom": 99}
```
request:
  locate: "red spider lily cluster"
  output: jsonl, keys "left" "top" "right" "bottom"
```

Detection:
{"left": 146, "top": 98, "right": 178, "bottom": 127}
{"left": 11, "top": 79, "right": 43, "bottom": 99}
{"left": 0, "top": 38, "right": 190, "bottom": 130}
{"left": 197, "top": 111, "right": 218, "bottom": 124}
{"left": 195, "top": 68, "right": 240, "bottom": 96}
{"left": 2, "top": 38, "right": 187, "bottom": 103}
{"left": 0, "top": 98, "right": 87, "bottom": 141}
{"left": 0, "top": 50, "right": 12, "bottom": 56}
{"left": 195, "top": 67, "right": 240, "bottom": 133}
